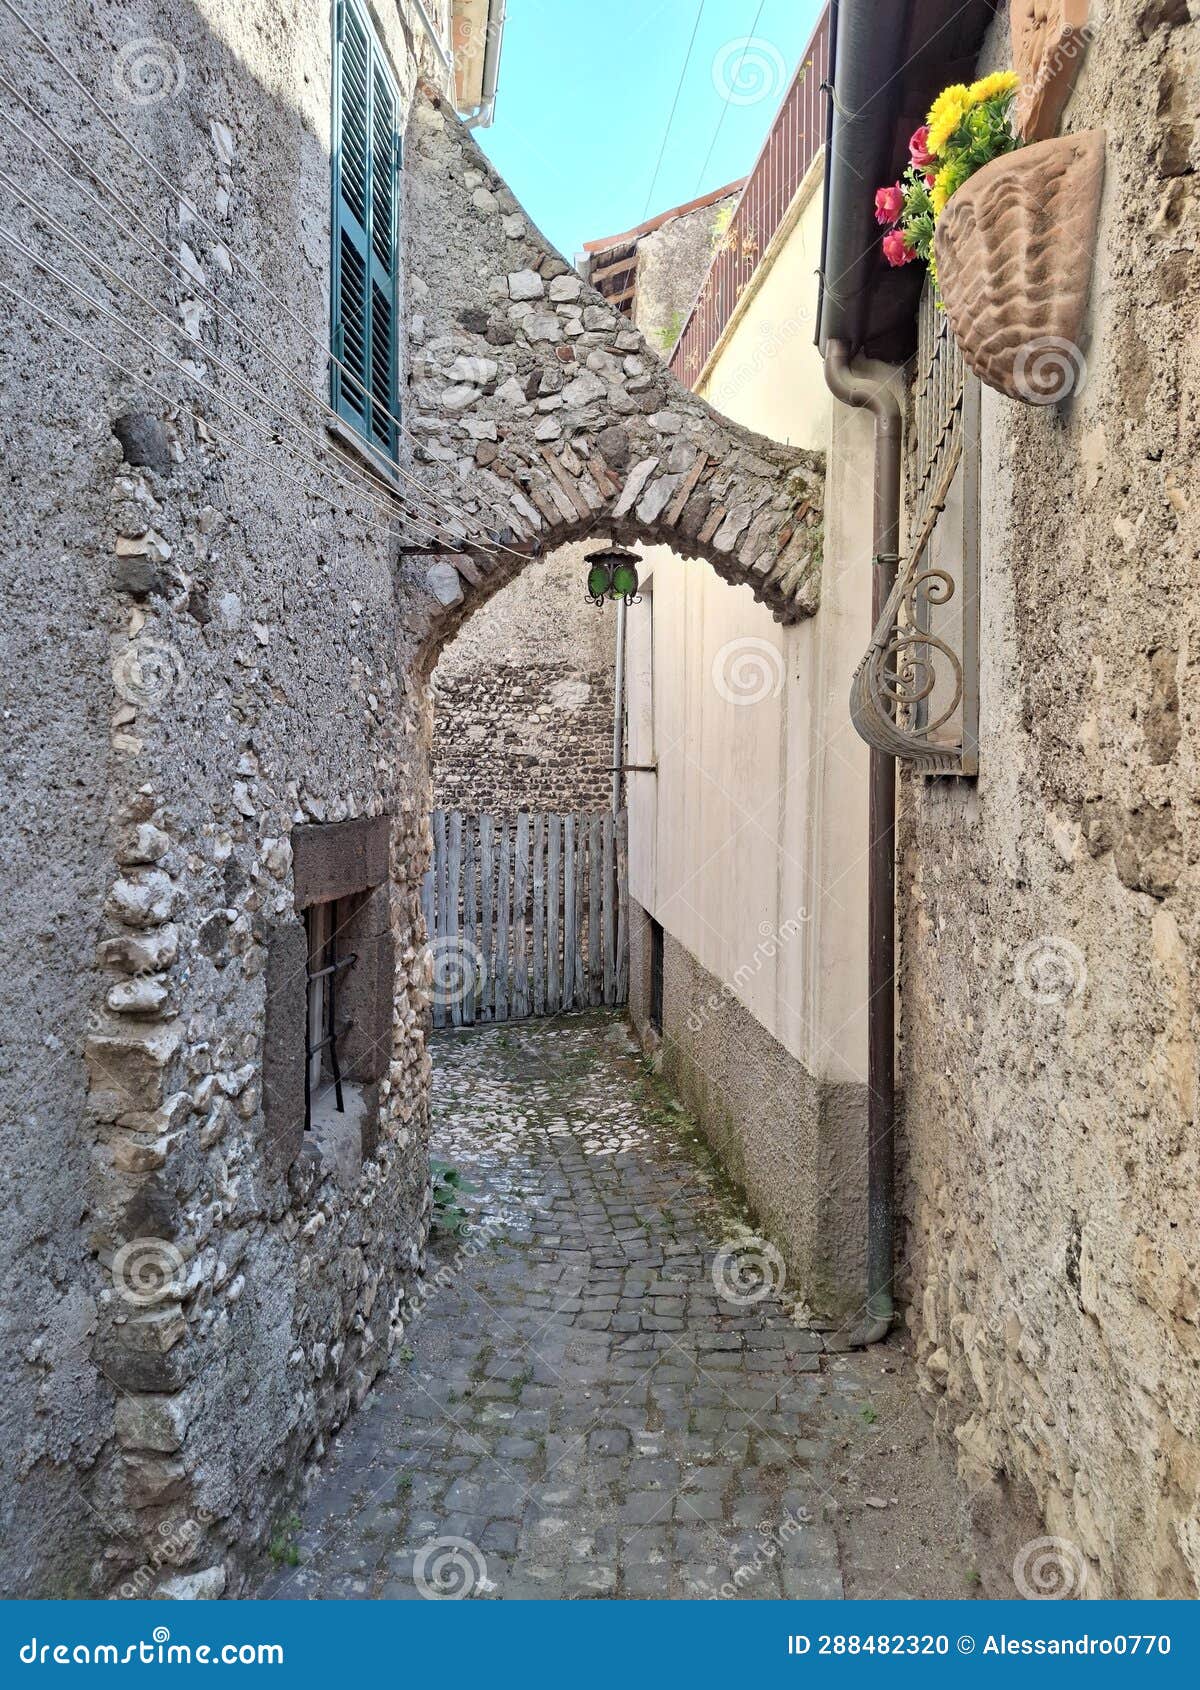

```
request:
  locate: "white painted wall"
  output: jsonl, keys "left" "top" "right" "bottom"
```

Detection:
{"left": 627, "top": 157, "right": 880, "bottom": 1086}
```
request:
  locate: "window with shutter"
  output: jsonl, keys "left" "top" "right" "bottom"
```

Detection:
{"left": 332, "top": 0, "right": 400, "bottom": 460}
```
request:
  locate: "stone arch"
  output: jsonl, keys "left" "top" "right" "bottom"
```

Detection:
{"left": 400, "top": 86, "right": 824, "bottom": 666}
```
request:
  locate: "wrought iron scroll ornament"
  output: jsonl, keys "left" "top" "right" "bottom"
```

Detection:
{"left": 849, "top": 440, "right": 975, "bottom": 776}
{"left": 850, "top": 286, "right": 980, "bottom": 778}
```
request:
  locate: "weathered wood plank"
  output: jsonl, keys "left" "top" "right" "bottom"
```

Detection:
{"left": 602, "top": 810, "right": 616, "bottom": 1005}
{"left": 479, "top": 813, "right": 495, "bottom": 1023}
{"left": 574, "top": 815, "right": 588, "bottom": 1009}
{"left": 588, "top": 814, "right": 602, "bottom": 1007}
{"left": 513, "top": 812, "right": 530, "bottom": 1018}
{"left": 447, "top": 810, "right": 463, "bottom": 1028}
{"left": 616, "top": 808, "right": 630, "bottom": 1003}
{"left": 547, "top": 814, "right": 562, "bottom": 1014}
{"left": 532, "top": 813, "right": 546, "bottom": 1016}
{"left": 563, "top": 815, "right": 576, "bottom": 1009}
{"left": 462, "top": 822, "right": 477, "bottom": 1026}
{"left": 495, "top": 818, "right": 511, "bottom": 1023}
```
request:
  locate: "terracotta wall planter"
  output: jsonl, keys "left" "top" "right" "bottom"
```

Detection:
{"left": 932, "top": 130, "right": 1105, "bottom": 404}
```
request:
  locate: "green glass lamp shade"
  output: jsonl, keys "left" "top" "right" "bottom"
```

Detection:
{"left": 587, "top": 562, "right": 612, "bottom": 600}
{"left": 610, "top": 559, "right": 639, "bottom": 599}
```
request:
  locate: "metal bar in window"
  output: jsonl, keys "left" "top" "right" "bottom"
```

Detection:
{"left": 307, "top": 953, "right": 358, "bottom": 983}
{"left": 307, "top": 1021, "right": 356, "bottom": 1058}
{"left": 326, "top": 923, "right": 345, "bottom": 1114}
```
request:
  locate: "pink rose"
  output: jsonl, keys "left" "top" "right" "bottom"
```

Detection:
{"left": 925, "top": 173, "right": 936, "bottom": 189}
{"left": 874, "top": 183, "right": 904, "bottom": 226}
{"left": 881, "top": 228, "right": 915, "bottom": 267}
{"left": 909, "top": 125, "right": 936, "bottom": 168}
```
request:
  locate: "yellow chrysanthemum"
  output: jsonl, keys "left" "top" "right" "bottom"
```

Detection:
{"left": 926, "top": 84, "right": 969, "bottom": 154}
{"left": 966, "top": 69, "right": 1019, "bottom": 107}
{"left": 930, "top": 164, "right": 955, "bottom": 219}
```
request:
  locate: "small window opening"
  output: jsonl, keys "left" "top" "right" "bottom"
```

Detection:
{"left": 649, "top": 917, "right": 664, "bottom": 1034}
{"left": 305, "top": 895, "right": 360, "bottom": 1132}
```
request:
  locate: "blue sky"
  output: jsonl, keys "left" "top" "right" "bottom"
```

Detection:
{"left": 477, "top": 0, "right": 825, "bottom": 259}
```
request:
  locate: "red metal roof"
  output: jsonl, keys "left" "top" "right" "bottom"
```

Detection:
{"left": 582, "top": 179, "right": 747, "bottom": 256}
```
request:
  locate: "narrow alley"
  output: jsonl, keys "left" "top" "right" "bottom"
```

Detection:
{"left": 253, "top": 1018, "right": 981, "bottom": 1602}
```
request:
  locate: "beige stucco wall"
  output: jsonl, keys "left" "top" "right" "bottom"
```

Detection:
{"left": 626, "top": 157, "right": 880, "bottom": 1308}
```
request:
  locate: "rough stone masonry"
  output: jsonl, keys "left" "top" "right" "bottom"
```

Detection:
{"left": 0, "top": 1, "right": 821, "bottom": 1597}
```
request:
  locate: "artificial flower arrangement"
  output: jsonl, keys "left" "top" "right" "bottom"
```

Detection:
{"left": 874, "top": 72, "right": 1021, "bottom": 288}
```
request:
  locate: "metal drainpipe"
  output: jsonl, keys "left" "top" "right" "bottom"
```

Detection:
{"left": 611, "top": 596, "right": 627, "bottom": 816}
{"left": 465, "top": 0, "right": 507, "bottom": 129}
{"left": 824, "top": 338, "right": 900, "bottom": 1345}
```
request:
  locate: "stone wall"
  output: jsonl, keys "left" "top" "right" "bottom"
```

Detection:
{"left": 429, "top": 185, "right": 741, "bottom": 824}
{"left": 431, "top": 541, "right": 616, "bottom": 818}
{"left": 0, "top": 0, "right": 823, "bottom": 1597}
{"left": 897, "top": 0, "right": 1200, "bottom": 1599}
{"left": 635, "top": 192, "right": 739, "bottom": 355}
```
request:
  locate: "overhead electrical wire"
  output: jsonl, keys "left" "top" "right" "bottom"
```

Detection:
{"left": 642, "top": 0, "right": 707, "bottom": 219}
{"left": 0, "top": 219, "right": 464, "bottom": 550}
{"left": 692, "top": 0, "right": 768, "bottom": 196}
{"left": 0, "top": 0, "right": 524, "bottom": 555}
{"left": 0, "top": 269, "right": 442, "bottom": 555}
{"left": 0, "top": 82, "right": 475, "bottom": 542}
{"left": 0, "top": 172, "right": 464, "bottom": 548}
{"left": 0, "top": 159, "right": 469, "bottom": 543}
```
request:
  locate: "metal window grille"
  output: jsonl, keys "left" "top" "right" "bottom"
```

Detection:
{"left": 304, "top": 899, "right": 358, "bottom": 1131}
{"left": 849, "top": 282, "right": 981, "bottom": 776}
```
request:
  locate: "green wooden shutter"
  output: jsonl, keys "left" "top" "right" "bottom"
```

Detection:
{"left": 332, "top": 0, "right": 399, "bottom": 459}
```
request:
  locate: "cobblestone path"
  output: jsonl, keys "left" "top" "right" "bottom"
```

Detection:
{"left": 254, "top": 1016, "right": 973, "bottom": 1601}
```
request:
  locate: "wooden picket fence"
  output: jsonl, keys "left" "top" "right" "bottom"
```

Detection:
{"left": 423, "top": 809, "right": 629, "bottom": 1028}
